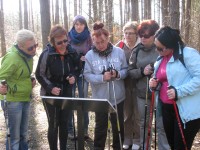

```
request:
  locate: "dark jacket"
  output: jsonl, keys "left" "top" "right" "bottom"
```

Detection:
{"left": 36, "top": 44, "right": 80, "bottom": 97}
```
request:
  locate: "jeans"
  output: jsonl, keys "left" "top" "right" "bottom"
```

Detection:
{"left": 68, "top": 76, "right": 89, "bottom": 135}
{"left": 1, "top": 101, "right": 30, "bottom": 150}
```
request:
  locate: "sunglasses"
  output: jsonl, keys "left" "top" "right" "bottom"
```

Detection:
{"left": 156, "top": 46, "right": 166, "bottom": 52}
{"left": 27, "top": 43, "right": 38, "bottom": 51}
{"left": 56, "top": 39, "right": 68, "bottom": 45}
{"left": 139, "top": 34, "right": 152, "bottom": 39}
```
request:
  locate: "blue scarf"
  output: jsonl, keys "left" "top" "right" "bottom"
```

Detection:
{"left": 69, "top": 27, "right": 90, "bottom": 44}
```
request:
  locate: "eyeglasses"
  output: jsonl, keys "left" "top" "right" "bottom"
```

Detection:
{"left": 124, "top": 32, "right": 136, "bottom": 36}
{"left": 156, "top": 46, "right": 166, "bottom": 52}
{"left": 56, "top": 39, "right": 68, "bottom": 45}
{"left": 139, "top": 34, "right": 152, "bottom": 39}
{"left": 27, "top": 43, "right": 38, "bottom": 51}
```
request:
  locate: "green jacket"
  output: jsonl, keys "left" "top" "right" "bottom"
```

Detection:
{"left": 0, "top": 45, "right": 33, "bottom": 102}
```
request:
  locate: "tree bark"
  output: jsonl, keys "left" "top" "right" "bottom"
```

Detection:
{"left": 63, "top": 0, "right": 68, "bottom": 32}
{"left": 92, "top": 0, "right": 98, "bottom": 22}
{"left": 24, "top": 0, "right": 28, "bottom": 29}
{"left": 74, "top": 0, "right": 77, "bottom": 16}
{"left": 19, "top": 0, "right": 23, "bottom": 29}
{"left": 0, "top": 0, "right": 6, "bottom": 56}
{"left": 185, "top": 0, "right": 191, "bottom": 44}
{"left": 161, "top": 0, "right": 169, "bottom": 26}
{"left": 131, "top": 0, "right": 138, "bottom": 21}
{"left": 40, "top": 0, "right": 51, "bottom": 49}
{"left": 169, "top": 0, "right": 180, "bottom": 29}
{"left": 55, "top": 0, "right": 59, "bottom": 24}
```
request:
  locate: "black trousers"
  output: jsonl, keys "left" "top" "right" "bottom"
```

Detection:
{"left": 94, "top": 101, "right": 124, "bottom": 150}
{"left": 161, "top": 102, "right": 200, "bottom": 150}
{"left": 43, "top": 100, "right": 70, "bottom": 150}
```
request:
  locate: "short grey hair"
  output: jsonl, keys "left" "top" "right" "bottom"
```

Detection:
{"left": 123, "top": 21, "right": 138, "bottom": 33}
{"left": 16, "top": 29, "right": 35, "bottom": 45}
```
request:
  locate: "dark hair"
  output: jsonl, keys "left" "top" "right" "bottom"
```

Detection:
{"left": 73, "top": 15, "right": 87, "bottom": 27}
{"left": 49, "top": 25, "right": 67, "bottom": 46}
{"left": 92, "top": 22, "right": 109, "bottom": 38}
{"left": 137, "top": 20, "right": 159, "bottom": 37}
{"left": 155, "top": 26, "right": 185, "bottom": 52}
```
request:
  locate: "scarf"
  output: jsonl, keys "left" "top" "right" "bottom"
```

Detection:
{"left": 69, "top": 27, "right": 90, "bottom": 44}
{"left": 15, "top": 45, "right": 33, "bottom": 59}
{"left": 93, "top": 43, "right": 113, "bottom": 57}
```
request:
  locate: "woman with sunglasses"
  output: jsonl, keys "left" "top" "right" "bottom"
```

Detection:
{"left": 67, "top": 15, "right": 92, "bottom": 139}
{"left": 36, "top": 25, "right": 79, "bottom": 150}
{"left": 149, "top": 26, "right": 200, "bottom": 150}
{"left": 128, "top": 20, "right": 169, "bottom": 149}
{"left": 0, "top": 29, "right": 37, "bottom": 150}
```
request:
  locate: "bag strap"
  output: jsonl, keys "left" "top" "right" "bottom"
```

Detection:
{"left": 119, "top": 41, "right": 124, "bottom": 49}
{"left": 21, "top": 56, "right": 31, "bottom": 75}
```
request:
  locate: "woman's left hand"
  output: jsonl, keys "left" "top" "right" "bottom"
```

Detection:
{"left": 167, "top": 88, "right": 176, "bottom": 100}
{"left": 66, "top": 76, "right": 75, "bottom": 84}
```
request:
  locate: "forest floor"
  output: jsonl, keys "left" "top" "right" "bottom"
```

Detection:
{"left": 0, "top": 53, "right": 200, "bottom": 150}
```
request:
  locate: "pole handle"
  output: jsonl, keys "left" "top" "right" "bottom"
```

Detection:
{"left": 1, "top": 80, "right": 7, "bottom": 85}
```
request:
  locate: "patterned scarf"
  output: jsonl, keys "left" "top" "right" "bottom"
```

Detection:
{"left": 93, "top": 43, "right": 113, "bottom": 57}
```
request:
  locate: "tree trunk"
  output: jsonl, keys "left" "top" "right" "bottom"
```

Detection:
{"left": 98, "top": 0, "right": 103, "bottom": 21}
{"left": 51, "top": 0, "right": 55, "bottom": 25}
{"left": 141, "top": 0, "right": 144, "bottom": 20}
{"left": 92, "top": 0, "right": 98, "bottom": 22}
{"left": 107, "top": 0, "right": 113, "bottom": 43}
{"left": 24, "top": 0, "right": 28, "bottom": 29}
{"left": 74, "top": 0, "right": 77, "bottom": 16}
{"left": 161, "top": 0, "right": 169, "bottom": 26}
{"left": 40, "top": 0, "right": 51, "bottom": 49}
{"left": 89, "top": 0, "right": 92, "bottom": 25}
{"left": 131, "top": 0, "right": 138, "bottom": 21}
{"left": 124, "top": 0, "right": 128, "bottom": 22}
{"left": 63, "top": 0, "right": 68, "bottom": 32}
{"left": 180, "top": 0, "right": 185, "bottom": 33}
{"left": 184, "top": 0, "right": 191, "bottom": 44}
{"left": 144, "top": 0, "right": 151, "bottom": 19}
{"left": 119, "top": 0, "right": 123, "bottom": 38}
{"left": 0, "top": 0, "right": 6, "bottom": 56}
{"left": 169, "top": 0, "right": 180, "bottom": 29}
{"left": 55, "top": 0, "right": 59, "bottom": 24}
{"left": 19, "top": 0, "right": 23, "bottom": 29}
{"left": 79, "top": 0, "right": 82, "bottom": 15}
{"left": 29, "top": 0, "right": 34, "bottom": 31}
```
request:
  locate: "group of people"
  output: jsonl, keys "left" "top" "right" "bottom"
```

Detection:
{"left": 0, "top": 14, "right": 200, "bottom": 150}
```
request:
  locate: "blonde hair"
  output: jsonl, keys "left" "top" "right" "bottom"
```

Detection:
{"left": 123, "top": 21, "right": 138, "bottom": 33}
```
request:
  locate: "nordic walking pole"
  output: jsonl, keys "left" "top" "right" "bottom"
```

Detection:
{"left": 168, "top": 86, "right": 188, "bottom": 150}
{"left": 108, "top": 110, "right": 111, "bottom": 150}
{"left": 112, "top": 80, "right": 122, "bottom": 150}
{"left": 109, "top": 64, "right": 122, "bottom": 150}
{"left": 145, "top": 90, "right": 155, "bottom": 150}
{"left": 69, "top": 74, "right": 77, "bottom": 149}
{"left": 143, "top": 77, "right": 149, "bottom": 150}
{"left": 104, "top": 65, "right": 111, "bottom": 150}
{"left": 154, "top": 93, "right": 156, "bottom": 150}
{"left": 1, "top": 80, "right": 11, "bottom": 150}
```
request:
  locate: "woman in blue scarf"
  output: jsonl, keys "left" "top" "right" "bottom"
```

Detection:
{"left": 68, "top": 15, "right": 92, "bottom": 140}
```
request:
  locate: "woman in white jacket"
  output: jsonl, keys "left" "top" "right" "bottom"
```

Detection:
{"left": 149, "top": 26, "right": 200, "bottom": 149}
